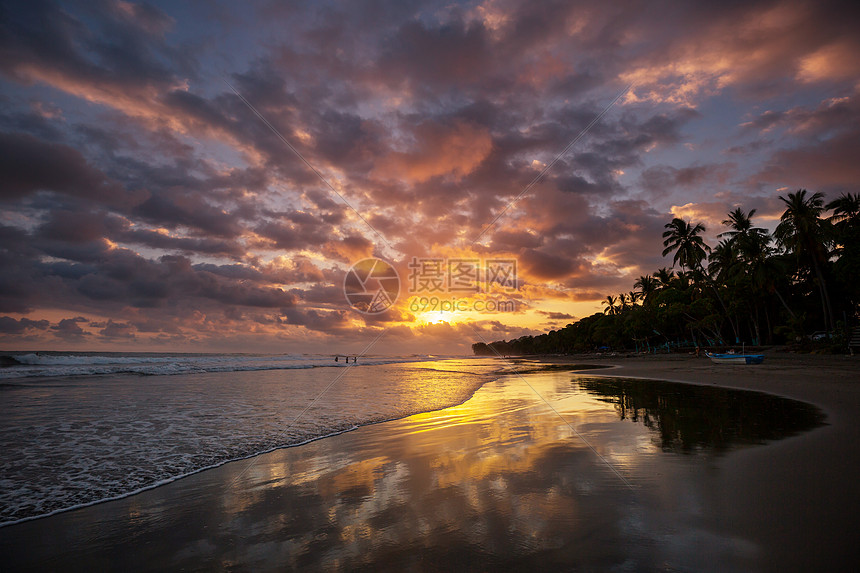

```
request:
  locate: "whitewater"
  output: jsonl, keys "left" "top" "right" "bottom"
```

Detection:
{"left": 0, "top": 353, "right": 501, "bottom": 526}
{"left": 0, "top": 351, "right": 443, "bottom": 379}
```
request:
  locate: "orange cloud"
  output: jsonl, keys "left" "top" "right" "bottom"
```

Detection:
{"left": 373, "top": 121, "right": 493, "bottom": 182}
{"left": 621, "top": 2, "right": 851, "bottom": 105}
{"left": 669, "top": 202, "right": 732, "bottom": 231}
{"left": 797, "top": 39, "right": 860, "bottom": 83}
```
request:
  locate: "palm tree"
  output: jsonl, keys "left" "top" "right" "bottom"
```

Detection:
{"left": 618, "top": 292, "right": 639, "bottom": 312}
{"left": 602, "top": 295, "right": 619, "bottom": 315}
{"left": 663, "top": 217, "right": 741, "bottom": 341}
{"left": 775, "top": 189, "right": 834, "bottom": 331}
{"left": 719, "top": 207, "right": 769, "bottom": 262}
{"left": 627, "top": 291, "right": 640, "bottom": 306}
{"left": 826, "top": 192, "right": 860, "bottom": 319}
{"left": 708, "top": 239, "right": 739, "bottom": 283}
{"left": 662, "top": 218, "right": 710, "bottom": 272}
{"left": 827, "top": 192, "right": 860, "bottom": 256}
{"left": 654, "top": 268, "right": 675, "bottom": 289}
{"left": 826, "top": 192, "right": 860, "bottom": 227}
{"left": 634, "top": 274, "right": 658, "bottom": 303}
{"left": 717, "top": 208, "right": 784, "bottom": 342}
{"left": 749, "top": 248, "right": 797, "bottom": 321}
{"left": 720, "top": 207, "right": 755, "bottom": 236}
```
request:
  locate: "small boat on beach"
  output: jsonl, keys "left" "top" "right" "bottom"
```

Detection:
{"left": 706, "top": 352, "right": 764, "bottom": 365}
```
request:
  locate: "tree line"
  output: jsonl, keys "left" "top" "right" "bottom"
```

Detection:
{"left": 473, "top": 190, "right": 860, "bottom": 356}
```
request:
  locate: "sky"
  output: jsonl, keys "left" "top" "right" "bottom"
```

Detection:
{"left": 1, "top": 0, "right": 859, "bottom": 354}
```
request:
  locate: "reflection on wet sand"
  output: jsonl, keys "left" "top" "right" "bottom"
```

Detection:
{"left": 577, "top": 377, "right": 827, "bottom": 454}
{"left": 0, "top": 372, "right": 827, "bottom": 571}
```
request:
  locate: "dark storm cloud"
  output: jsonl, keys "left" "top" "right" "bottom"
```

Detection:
{"left": 2, "top": 230, "right": 297, "bottom": 318}
{"left": 0, "top": 0, "right": 857, "bottom": 347}
{"left": 52, "top": 316, "right": 89, "bottom": 340}
{"left": 282, "top": 307, "right": 350, "bottom": 332}
{"left": 760, "top": 131, "right": 860, "bottom": 193}
{"left": 98, "top": 319, "right": 135, "bottom": 339}
{"left": 378, "top": 18, "right": 493, "bottom": 87}
{"left": 639, "top": 164, "right": 733, "bottom": 196}
{"left": 132, "top": 193, "right": 244, "bottom": 238}
{"left": 289, "top": 284, "right": 345, "bottom": 306}
{"left": 0, "top": 0, "right": 186, "bottom": 91}
{"left": 0, "top": 316, "right": 50, "bottom": 333}
{"left": 536, "top": 311, "right": 575, "bottom": 320}
{"left": 192, "top": 263, "right": 262, "bottom": 281}
{"left": 37, "top": 208, "right": 127, "bottom": 243}
{"left": 118, "top": 229, "right": 246, "bottom": 258}
{"left": 255, "top": 219, "right": 329, "bottom": 251}
{"left": 749, "top": 93, "right": 860, "bottom": 194}
{"left": 489, "top": 230, "right": 543, "bottom": 252}
{"left": 0, "top": 223, "right": 51, "bottom": 313}
{"left": 520, "top": 248, "right": 578, "bottom": 280}
{"left": 0, "top": 132, "right": 124, "bottom": 203}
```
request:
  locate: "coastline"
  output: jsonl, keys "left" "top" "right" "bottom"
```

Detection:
{"left": 544, "top": 350, "right": 859, "bottom": 414}
{"left": 0, "top": 358, "right": 499, "bottom": 528}
{"left": 581, "top": 351, "right": 860, "bottom": 571}
{"left": 1, "top": 353, "right": 857, "bottom": 570}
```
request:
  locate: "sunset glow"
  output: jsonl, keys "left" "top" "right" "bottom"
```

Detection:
{"left": 1, "top": 0, "right": 858, "bottom": 354}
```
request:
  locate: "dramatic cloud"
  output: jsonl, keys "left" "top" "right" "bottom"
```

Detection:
{"left": 0, "top": 132, "right": 124, "bottom": 202}
{"left": 0, "top": 0, "right": 857, "bottom": 351}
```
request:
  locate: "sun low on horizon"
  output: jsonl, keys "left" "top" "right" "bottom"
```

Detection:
{"left": 1, "top": 0, "right": 859, "bottom": 354}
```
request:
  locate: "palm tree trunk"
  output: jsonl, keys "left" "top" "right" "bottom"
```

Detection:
{"left": 753, "top": 308, "right": 760, "bottom": 345}
{"left": 764, "top": 302, "right": 773, "bottom": 344}
{"left": 811, "top": 258, "right": 835, "bottom": 332}
{"left": 696, "top": 262, "right": 740, "bottom": 341}
{"left": 773, "top": 288, "right": 796, "bottom": 320}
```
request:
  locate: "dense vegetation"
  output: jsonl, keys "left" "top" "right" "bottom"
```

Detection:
{"left": 473, "top": 190, "right": 860, "bottom": 356}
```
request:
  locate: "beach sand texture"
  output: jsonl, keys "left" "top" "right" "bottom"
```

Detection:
{"left": 1, "top": 353, "right": 858, "bottom": 571}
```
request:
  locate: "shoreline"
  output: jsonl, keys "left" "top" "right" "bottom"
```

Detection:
{"left": 0, "top": 358, "right": 503, "bottom": 529}
{"left": 0, "top": 359, "right": 607, "bottom": 529}
{"left": 552, "top": 351, "right": 859, "bottom": 413}
{"left": 1, "top": 354, "right": 857, "bottom": 570}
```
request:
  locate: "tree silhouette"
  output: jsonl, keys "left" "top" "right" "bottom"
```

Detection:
{"left": 662, "top": 218, "right": 710, "bottom": 272}
{"left": 775, "top": 189, "right": 834, "bottom": 331}
{"left": 602, "top": 295, "right": 619, "bottom": 315}
{"left": 475, "top": 190, "right": 859, "bottom": 355}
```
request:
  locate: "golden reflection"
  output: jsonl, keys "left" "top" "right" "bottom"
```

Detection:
{"left": 319, "top": 455, "right": 390, "bottom": 497}
{"left": 208, "top": 372, "right": 824, "bottom": 569}
{"left": 2, "top": 370, "right": 830, "bottom": 572}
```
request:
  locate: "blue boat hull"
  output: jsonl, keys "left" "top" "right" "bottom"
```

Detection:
{"left": 707, "top": 353, "right": 764, "bottom": 365}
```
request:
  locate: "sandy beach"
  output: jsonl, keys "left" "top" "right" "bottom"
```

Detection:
{"left": 1, "top": 352, "right": 858, "bottom": 571}
{"left": 588, "top": 352, "right": 860, "bottom": 571}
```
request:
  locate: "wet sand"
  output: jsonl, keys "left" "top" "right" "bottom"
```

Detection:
{"left": 1, "top": 353, "right": 858, "bottom": 571}
{"left": 587, "top": 352, "right": 860, "bottom": 571}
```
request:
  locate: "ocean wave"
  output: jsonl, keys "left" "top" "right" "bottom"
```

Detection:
{"left": 0, "top": 358, "right": 497, "bottom": 526}
{"left": 0, "top": 353, "right": 448, "bottom": 380}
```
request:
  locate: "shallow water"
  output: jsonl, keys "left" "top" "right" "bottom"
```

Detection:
{"left": 0, "top": 358, "right": 499, "bottom": 525}
{"left": 0, "top": 370, "right": 828, "bottom": 571}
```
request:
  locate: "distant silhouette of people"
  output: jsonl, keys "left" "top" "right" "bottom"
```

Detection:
{"left": 335, "top": 356, "right": 339, "bottom": 362}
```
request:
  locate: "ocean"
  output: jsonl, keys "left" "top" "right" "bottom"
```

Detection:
{"left": 0, "top": 352, "right": 501, "bottom": 527}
